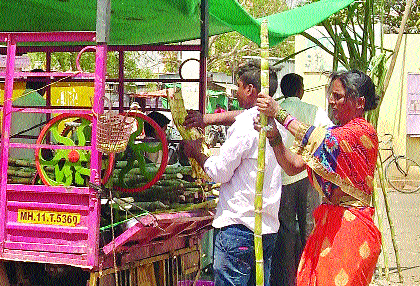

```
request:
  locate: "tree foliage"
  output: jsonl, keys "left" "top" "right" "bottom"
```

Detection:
{"left": 161, "top": 51, "right": 181, "bottom": 73}
{"left": 301, "top": 0, "right": 415, "bottom": 127}
{"left": 206, "top": 0, "right": 293, "bottom": 75}
{"left": 380, "top": 0, "right": 419, "bottom": 33}
{"left": 300, "top": 0, "right": 380, "bottom": 72}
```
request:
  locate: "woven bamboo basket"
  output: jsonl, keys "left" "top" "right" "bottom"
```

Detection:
{"left": 96, "top": 98, "right": 135, "bottom": 154}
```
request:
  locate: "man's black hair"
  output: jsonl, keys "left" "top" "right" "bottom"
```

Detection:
{"left": 236, "top": 61, "right": 278, "bottom": 97}
{"left": 280, "top": 73, "right": 303, "bottom": 98}
{"left": 144, "top": 111, "right": 170, "bottom": 137}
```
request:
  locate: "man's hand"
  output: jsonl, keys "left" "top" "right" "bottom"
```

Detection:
{"left": 183, "top": 110, "right": 205, "bottom": 129}
{"left": 181, "top": 138, "right": 204, "bottom": 158}
{"left": 180, "top": 138, "right": 208, "bottom": 168}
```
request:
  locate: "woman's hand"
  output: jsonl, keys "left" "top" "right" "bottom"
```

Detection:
{"left": 256, "top": 92, "right": 280, "bottom": 117}
{"left": 253, "top": 115, "right": 281, "bottom": 141}
{"left": 254, "top": 114, "right": 306, "bottom": 175}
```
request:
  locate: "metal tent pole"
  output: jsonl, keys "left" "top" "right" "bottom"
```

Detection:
{"left": 88, "top": 0, "right": 111, "bottom": 269}
{"left": 199, "top": 0, "right": 209, "bottom": 114}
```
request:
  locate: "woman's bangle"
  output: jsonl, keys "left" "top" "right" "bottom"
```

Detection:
{"left": 275, "top": 108, "right": 289, "bottom": 125}
{"left": 269, "top": 133, "right": 282, "bottom": 147}
{"left": 283, "top": 116, "right": 295, "bottom": 129}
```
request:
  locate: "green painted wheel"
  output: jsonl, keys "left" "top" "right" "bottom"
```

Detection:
{"left": 113, "top": 111, "right": 168, "bottom": 193}
{"left": 35, "top": 114, "right": 114, "bottom": 186}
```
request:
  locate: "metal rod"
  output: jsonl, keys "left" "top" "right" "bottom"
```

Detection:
{"left": 87, "top": 0, "right": 112, "bottom": 268}
{"left": 0, "top": 44, "right": 202, "bottom": 55}
{"left": 0, "top": 32, "right": 95, "bottom": 43}
{"left": 199, "top": 0, "right": 209, "bottom": 114}
{"left": 118, "top": 50, "right": 125, "bottom": 112}
{"left": 95, "top": 0, "right": 111, "bottom": 43}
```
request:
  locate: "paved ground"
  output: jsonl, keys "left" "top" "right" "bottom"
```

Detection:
{"left": 371, "top": 188, "right": 420, "bottom": 285}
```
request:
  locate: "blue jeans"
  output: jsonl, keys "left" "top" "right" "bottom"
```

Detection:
{"left": 213, "top": 224, "right": 276, "bottom": 286}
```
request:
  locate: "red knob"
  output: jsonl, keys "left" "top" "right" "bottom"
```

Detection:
{"left": 68, "top": 150, "right": 80, "bottom": 163}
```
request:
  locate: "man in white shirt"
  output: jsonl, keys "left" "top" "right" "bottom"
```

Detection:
{"left": 182, "top": 62, "right": 284, "bottom": 286}
{"left": 270, "top": 73, "right": 333, "bottom": 286}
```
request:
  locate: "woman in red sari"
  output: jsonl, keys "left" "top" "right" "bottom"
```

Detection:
{"left": 255, "top": 70, "right": 381, "bottom": 286}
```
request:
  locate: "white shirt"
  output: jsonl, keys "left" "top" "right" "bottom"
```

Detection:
{"left": 204, "top": 107, "right": 285, "bottom": 234}
{"left": 280, "top": 97, "right": 333, "bottom": 185}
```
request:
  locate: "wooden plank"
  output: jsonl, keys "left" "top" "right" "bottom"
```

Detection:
{"left": 156, "top": 260, "right": 166, "bottom": 286}
{"left": 181, "top": 250, "right": 200, "bottom": 275}
{"left": 137, "top": 263, "right": 157, "bottom": 286}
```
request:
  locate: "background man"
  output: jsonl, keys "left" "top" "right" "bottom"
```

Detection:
{"left": 143, "top": 111, "right": 185, "bottom": 166}
{"left": 270, "top": 73, "right": 333, "bottom": 286}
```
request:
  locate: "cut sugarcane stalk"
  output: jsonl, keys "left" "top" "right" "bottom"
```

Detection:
{"left": 255, "top": 19, "right": 269, "bottom": 286}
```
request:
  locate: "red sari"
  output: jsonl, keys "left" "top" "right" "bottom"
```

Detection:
{"left": 292, "top": 117, "right": 381, "bottom": 286}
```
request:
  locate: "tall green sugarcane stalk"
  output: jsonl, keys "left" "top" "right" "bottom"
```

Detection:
{"left": 368, "top": 1, "right": 413, "bottom": 282}
{"left": 372, "top": 157, "right": 390, "bottom": 279}
{"left": 254, "top": 19, "right": 269, "bottom": 286}
{"left": 377, "top": 163, "right": 403, "bottom": 282}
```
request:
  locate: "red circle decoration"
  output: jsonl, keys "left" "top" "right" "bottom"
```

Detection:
{"left": 35, "top": 113, "right": 115, "bottom": 186}
{"left": 113, "top": 111, "right": 169, "bottom": 193}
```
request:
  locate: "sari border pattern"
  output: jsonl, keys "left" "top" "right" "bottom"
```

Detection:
{"left": 291, "top": 122, "right": 372, "bottom": 207}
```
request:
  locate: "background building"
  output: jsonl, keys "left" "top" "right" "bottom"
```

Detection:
{"left": 295, "top": 32, "right": 420, "bottom": 180}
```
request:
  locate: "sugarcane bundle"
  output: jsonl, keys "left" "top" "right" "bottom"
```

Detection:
{"left": 113, "top": 173, "right": 212, "bottom": 206}
{"left": 167, "top": 87, "right": 211, "bottom": 181}
{"left": 115, "top": 161, "right": 192, "bottom": 175}
{"left": 99, "top": 178, "right": 218, "bottom": 229}
{"left": 7, "top": 158, "right": 51, "bottom": 184}
{"left": 111, "top": 161, "right": 215, "bottom": 195}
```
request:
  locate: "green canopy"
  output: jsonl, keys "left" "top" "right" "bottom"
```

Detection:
{"left": 0, "top": 0, "right": 354, "bottom": 46}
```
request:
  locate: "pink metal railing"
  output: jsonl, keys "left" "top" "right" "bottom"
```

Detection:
{"left": 0, "top": 31, "right": 104, "bottom": 269}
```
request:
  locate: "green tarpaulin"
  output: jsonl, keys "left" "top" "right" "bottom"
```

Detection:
{"left": 0, "top": 0, "right": 354, "bottom": 46}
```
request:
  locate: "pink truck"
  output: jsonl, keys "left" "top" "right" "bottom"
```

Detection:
{"left": 0, "top": 27, "right": 212, "bottom": 285}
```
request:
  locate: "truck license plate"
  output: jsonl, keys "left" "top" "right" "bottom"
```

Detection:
{"left": 18, "top": 209, "right": 81, "bottom": 227}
